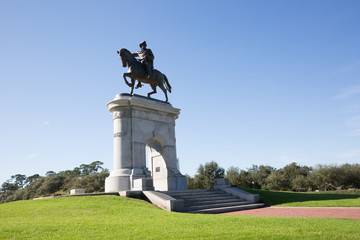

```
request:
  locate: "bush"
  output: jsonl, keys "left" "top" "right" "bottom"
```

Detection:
{"left": 72, "top": 171, "right": 109, "bottom": 193}
{"left": 0, "top": 161, "right": 109, "bottom": 203}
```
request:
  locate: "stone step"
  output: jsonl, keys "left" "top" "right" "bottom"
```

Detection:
{"left": 162, "top": 189, "right": 215, "bottom": 195}
{"left": 165, "top": 190, "right": 224, "bottom": 197}
{"left": 169, "top": 195, "right": 230, "bottom": 200}
{"left": 185, "top": 203, "right": 266, "bottom": 214}
{"left": 169, "top": 193, "right": 232, "bottom": 200}
{"left": 159, "top": 189, "right": 264, "bottom": 214}
{"left": 184, "top": 201, "right": 250, "bottom": 211}
{"left": 179, "top": 195, "right": 235, "bottom": 202}
{"left": 183, "top": 197, "right": 244, "bottom": 207}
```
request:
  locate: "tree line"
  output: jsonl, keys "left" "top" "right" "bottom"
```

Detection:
{"left": 2, "top": 160, "right": 359, "bottom": 204}
{"left": 0, "top": 161, "right": 109, "bottom": 204}
{"left": 187, "top": 161, "right": 360, "bottom": 192}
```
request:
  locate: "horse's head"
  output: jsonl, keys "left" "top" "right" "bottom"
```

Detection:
{"left": 118, "top": 48, "right": 130, "bottom": 68}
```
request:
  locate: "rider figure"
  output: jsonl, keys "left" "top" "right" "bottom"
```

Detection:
{"left": 132, "top": 41, "right": 154, "bottom": 79}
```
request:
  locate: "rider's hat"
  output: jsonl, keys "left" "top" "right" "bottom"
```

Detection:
{"left": 139, "top": 41, "right": 147, "bottom": 47}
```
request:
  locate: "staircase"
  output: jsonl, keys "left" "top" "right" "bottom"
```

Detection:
{"left": 163, "top": 189, "right": 265, "bottom": 214}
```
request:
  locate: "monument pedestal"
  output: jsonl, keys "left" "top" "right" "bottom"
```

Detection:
{"left": 105, "top": 94, "right": 187, "bottom": 192}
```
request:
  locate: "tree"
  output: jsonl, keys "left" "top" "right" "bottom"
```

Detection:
{"left": 185, "top": 174, "right": 196, "bottom": 190}
{"left": 226, "top": 166, "right": 240, "bottom": 186}
{"left": 247, "top": 165, "right": 275, "bottom": 189}
{"left": 292, "top": 175, "right": 310, "bottom": 192}
{"left": 37, "top": 175, "right": 66, "bottom": 196}
{"left": 25, "top": 174, "right": 40, "bottom": 186}
{"left": 310, "top": 164, "right": 343, "bottom": 190}
{"left": 264, "top": 171, "right": 287, "bottom": 190}
{"left": 72, "top": 172, "right": 109, "bottom": 193}
{"left": 72, "top": 167, "right": 82, "bottom": 177}
{"left": 22, "top": 177, "right": 45, "bottom": 200}
{"left": 226, "top": 166, "right": 255, "bottom": 188}
{"left": 340, "top": 164, "right": 360, "bottom": 189}
{"left": 11, "top": 174, "right": 27, "bottom": 189}
{"left": 1, "top": 181, "right": 18, "bottom": 193}
{"left": 189, "top": 161, "right": 225, "bottom": 189}
{"left": 79, "top": 161, "right": 104, "bottom": 176}
{"left": 0, "top": 161, "right": 111, "bottom": 203}
{"left": 0, "top": 174, "right": 27, "bottom": 193}
{"left": 262, "top": 163, "right": 313, "bottom": 191}
{"left": 0, "top": 174, "right": 27, "bottom": 203}
{"left": 45, "top": 171, "right": 56, "bottom": 177}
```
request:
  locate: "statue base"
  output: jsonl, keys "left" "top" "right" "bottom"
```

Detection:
{"left": 105, "top": 94, "right": 187, "bottom": 192}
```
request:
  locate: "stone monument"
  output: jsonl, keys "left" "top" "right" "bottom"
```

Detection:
{"left": 105, "top": 94, "right": 187, "bottom": 192}
{"left": 104, "top": 42, "right": 264, "bottom": 214}
{"left": 106, "top": 42, "right": 186, "bottom": 192}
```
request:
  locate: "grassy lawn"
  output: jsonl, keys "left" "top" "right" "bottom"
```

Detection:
{"left": 0, "top": 196, "right": 359, "bottom": 239}
{"left": 245, "top": 189, "right": 360, "bottom": 207}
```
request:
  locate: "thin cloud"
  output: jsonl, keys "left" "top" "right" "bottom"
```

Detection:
{"left": 338, "top": 150, "right": 360, "bottom": 158}
{"left": 337, "top": 87, "right": 360, "bottom": 136}
{"left": 349, "top": 128, "right": 360, "bottom": 136}
{"left": 344, "top": 117, "right": 360, "bottom": 136}
{"left": 345, "top": 116, "right": 360, "bottom": 127}
{"left": 331, "top": 61, "right": 360, "bottom": 75}
{"left": 26, "top": 153, "right": 39, "bottom": 160}
{"left": 335, "top": 84, "right": 360, "bottom": 99}
{"left": 342, "top": 103, "right": 360, "bottom": 114}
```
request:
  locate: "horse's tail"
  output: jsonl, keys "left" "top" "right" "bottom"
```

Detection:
{"left": 164, "top": 75, "right": 172, "bottom": 93}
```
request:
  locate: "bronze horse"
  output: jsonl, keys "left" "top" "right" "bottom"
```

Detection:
{"left": 117, "top": 48, "right": 172, "bottom": 102}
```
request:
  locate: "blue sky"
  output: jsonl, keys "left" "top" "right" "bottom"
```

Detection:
{"left": 1, "top": 1, "right": 360, "bottom": 184}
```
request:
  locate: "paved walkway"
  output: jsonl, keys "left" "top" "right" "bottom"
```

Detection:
{"left": 222, "top": 207, "right": 360, "bottom": 220}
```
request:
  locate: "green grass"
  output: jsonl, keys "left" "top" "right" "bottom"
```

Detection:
{"left": 0, "top": 196, "right": 359, "bottom": 239}
{"left": 245, "top": 189, "right": 360, "bottom": 207}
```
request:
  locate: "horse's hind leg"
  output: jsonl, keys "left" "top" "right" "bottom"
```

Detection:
{"left": 147, "top": 84, "right": 157, "bottom": 98}
{"left": 159, "top": 83, "right": 168, "bottom": 102}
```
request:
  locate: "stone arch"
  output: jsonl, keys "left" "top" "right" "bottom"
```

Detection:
{"left": 147, "top": 137, "right": 164, "bottom": 154}
{"left": 140, "top": 131, "right": 172, "bottom": 167}
{"left": 146, "top": 137, "right": 168, "bottom": 190}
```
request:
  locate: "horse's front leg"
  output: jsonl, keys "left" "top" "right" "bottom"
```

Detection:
{"left": 130, "top": 79, "right": 135, "bottom": 95}
{"left": 135, "top": 82, "right": 143, "bottom": 89}
{"left": 123, "top": 73, "right": 133, "bottom": 87}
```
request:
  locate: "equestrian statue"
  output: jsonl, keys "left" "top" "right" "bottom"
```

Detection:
{"left": 117, "top": 41, "right": 172, "bottom": 102}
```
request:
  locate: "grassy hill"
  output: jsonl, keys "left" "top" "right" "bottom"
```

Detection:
{"left": 0, "top": 196, "right": 359, "bottom": 239}
{"left": 245, "top": 189, "right": 360, "bottom": 207}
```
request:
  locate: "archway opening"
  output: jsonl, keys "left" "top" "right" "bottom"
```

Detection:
{"left": 146, "top": 138, "right": 167, "bottom": 190}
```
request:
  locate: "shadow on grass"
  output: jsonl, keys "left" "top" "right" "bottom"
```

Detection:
{"left": 243, "top": 188, "right": 360, "bottom": 206}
